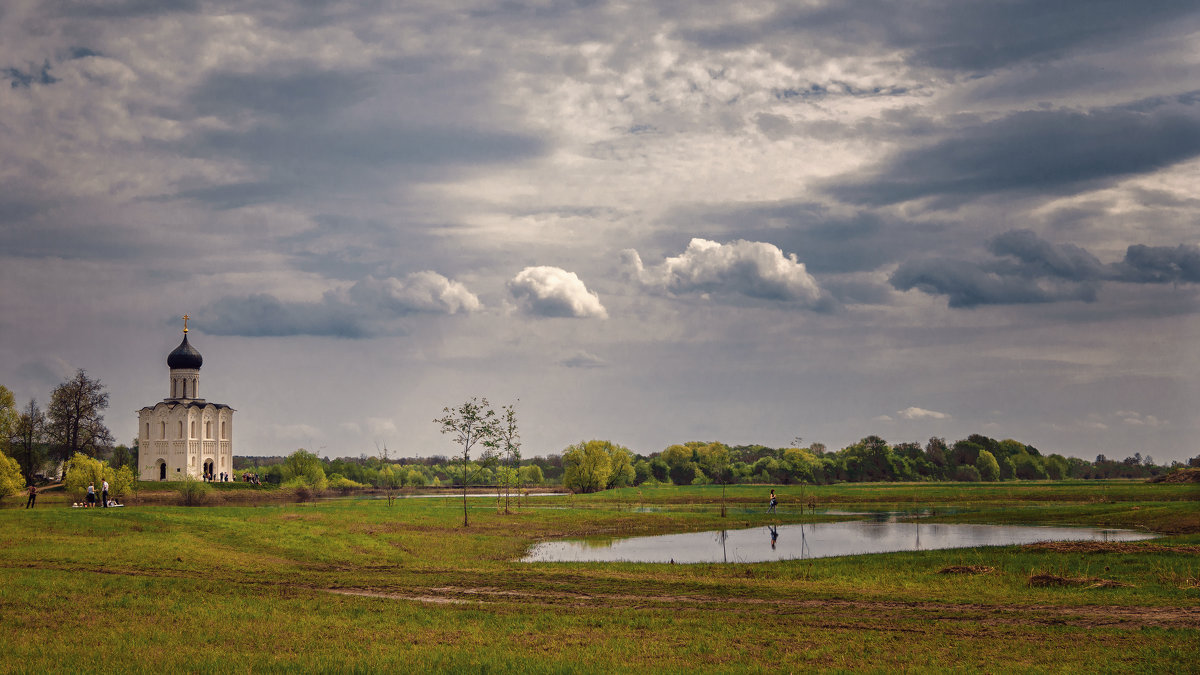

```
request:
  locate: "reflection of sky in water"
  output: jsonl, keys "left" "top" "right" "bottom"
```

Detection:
{"left": 522, "top": 522, "right": 1157, "bottom": 564}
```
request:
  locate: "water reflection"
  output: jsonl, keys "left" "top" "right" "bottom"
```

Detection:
{"left": 522, "top": 521, "right": 1156, "bottom": 564}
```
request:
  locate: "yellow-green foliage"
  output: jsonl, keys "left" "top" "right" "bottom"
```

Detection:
{"left": 64, "top": 452, "right": 106, "bottom": 500}
{"left": 109, "top": 465, "right": 135, "bottom": 499}
{"left": 0, "top": 450, "right": 24, "bottom": 501}
{"left": 327, "top": 475, "right": 366, "bottom": 490}
{"left": 282, "top": 448, "right": 328, "bottom": 490}
{"left": 563, "top": 440, "right": 614, "bottom": 492}
{"left": 519, "top": 464, "right": 543, "bottom": 485}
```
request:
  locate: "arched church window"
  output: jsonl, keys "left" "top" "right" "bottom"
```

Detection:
{"left": 178, "top": 421, "right": 184, "bottom": 438}
{"left": 183, "top": 380, "right": 188, "bottom": 398}
{"left": 221, "top": 420, "right": 226, "bottom": 439}
{"left": 160, "top": 421, "right": 166, "bottom": 439}
{"left": 145, "top": 423, "right": 150, "bottom": 438}
{"left": 190, "top": 420, "right": 195, "bottom": 438}
{"left": 205, "top": 421, "right": 211, "bottom": 439}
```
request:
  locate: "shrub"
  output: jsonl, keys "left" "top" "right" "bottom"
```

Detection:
{"left": 0, "top": 451, "right": 24, "bottom": 502}
{"left": 954, "top": 465, "right": 982, "bottom": 482}
{"left": 177, "top": 475, "right": 211, "bottom": 506}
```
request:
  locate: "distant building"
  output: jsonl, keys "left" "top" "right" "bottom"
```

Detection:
{"left": 138, "top": 316, "right": 234, "bottom": 480}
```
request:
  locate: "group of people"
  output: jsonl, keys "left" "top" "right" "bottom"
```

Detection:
{"left": 71, "top": 481, "right": 121, "bottom": 508}
{"left": 205, "top": 472, "right": 233, "bottom": 482}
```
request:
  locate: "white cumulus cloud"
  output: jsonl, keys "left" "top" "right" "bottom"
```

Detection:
{"left": 349, "top": 271, "right": 481, "bottom": 315}
{"left": 624, "top": 238, "right": 822, "bottom": 304}
{"left": 508, "top": 266, "right": 608, "bottom": 319}
{"left": 898, "top": 406, "right": 950, "bottom": 420}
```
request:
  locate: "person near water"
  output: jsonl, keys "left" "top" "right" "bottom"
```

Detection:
{"left": 768, "top": 488, "right": 777, "bottom": 514}
{"left": 768, "top": 524, "right": 779, "bottom": 549}
{"left": 86, "top": 483, "right": 96, "bottom": 508}
{"left": 102, "top": 479, "right": 110, "bottom": 508}
{"left": 26, "top": 484, "right": 37, "bottom": 509}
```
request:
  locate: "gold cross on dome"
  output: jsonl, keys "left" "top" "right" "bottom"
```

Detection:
{"left": 182, "top": 314, "right": 190, "bottom": 334}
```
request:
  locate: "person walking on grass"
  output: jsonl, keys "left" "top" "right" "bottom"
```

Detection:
{"left": 768, "top": 488, "right": 777, "bottom": 514}
{"left": 102, "top": 479, "right": 110, "bottom": 508}
{"left": 26, "top": 484, "right": 36, "bottom": 509}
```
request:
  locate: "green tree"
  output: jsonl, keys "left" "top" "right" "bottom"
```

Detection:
{"left": 924, "top": 437, "right": 949, "bottom": 478}
{"left": 1011, "top": 452, "right": 1048, "bottom": 480}
{"left": 604, "top": 442, "right": 636, "bottom": 489}
{"left": 109, "top": 444, "right": 136, "bottom": 472}
{"left": 11, "top": 398, "right": 45, "bottom": 482}
{"left": 975, "top": 449, "right": 1001, "bottom": 481}
{"left": 699, "top": 442, "right": 733, "bottom": 516}
{"left": 375, "top": 464, "right": 401, "bottom": 505}
{"left": 953, "top": 464, "right": 981, "bottom": 482}
{"left": 109, "top": 464, "right": 135, "bottom": 501}
{"left": 497, "top": 403, "right": 521, "bottom": 514}
{"left": 435, "top": 397, "right": 500, "bottom": 526}
{"left": 47, "top": 370, "right": 114, "bottom": 462}
{"left": 518, "top": 464, "right": 544, "bottom": 485}
{"left": 562, "top": 441, "right": 612, "bottom": 493}
{"left": 1043, "top": 454, "right": 1069, "bottom": 480}
{"left": 0, "top": 450, "right": 24, "bottom": 502}
{"left": 0, "top": 386, "right": 18, "bottom": 449}
{"left": 64, "top": 452, "right": 106, "bottom": 502}
{"left": 281, "top": 448, "right": 328, "bottom": 490}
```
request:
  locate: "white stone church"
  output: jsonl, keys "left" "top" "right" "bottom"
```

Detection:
{"left": 138, "top": 318, "right": 235, "bottom": 481}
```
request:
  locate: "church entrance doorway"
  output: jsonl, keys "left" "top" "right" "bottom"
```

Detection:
{"left": 158, "top": 461, "right": 167, "bottom": 481}
{"left": 203, "top": 459, "right": 214, "bottom": 480}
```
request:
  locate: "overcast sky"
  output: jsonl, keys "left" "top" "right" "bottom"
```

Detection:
{"left": 2, "top": 0, "right": 1198, "bottom": 463}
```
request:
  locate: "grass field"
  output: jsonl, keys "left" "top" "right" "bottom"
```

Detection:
{"left": 1, "top": 481, "right": 1196, "bottom": 673}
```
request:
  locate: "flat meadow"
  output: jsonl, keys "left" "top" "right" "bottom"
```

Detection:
{"left": 0, "top": 480, "right": 1196, "bottom": 673}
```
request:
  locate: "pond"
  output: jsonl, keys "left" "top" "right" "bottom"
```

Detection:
{"left": 521, "top": 521, "right": 1157, "bottom": 564}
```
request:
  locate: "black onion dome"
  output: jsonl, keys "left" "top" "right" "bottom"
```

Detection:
{"left": 167, "top": 335, "right": 203, "bottom": 370}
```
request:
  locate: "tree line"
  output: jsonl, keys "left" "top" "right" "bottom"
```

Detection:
{"left": 4, "top": 380, "right": 1197, "bottom": 504}
{"left": 0, "top": 372, "right": 134, "bottom": 497}
{"left": 234, "top": 433, "right": 1198, "bottom": 498}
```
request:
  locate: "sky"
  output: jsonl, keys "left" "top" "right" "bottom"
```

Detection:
{"left": 1, "top": 0, "right": 1198, "bottom": 464}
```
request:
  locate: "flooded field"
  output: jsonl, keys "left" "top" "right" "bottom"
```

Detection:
{"left": 522, "top": 521, "right": 1158, "bottom": 564}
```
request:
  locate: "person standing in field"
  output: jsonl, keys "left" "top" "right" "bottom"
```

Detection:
{"left": 86, "top": 482, "right": 96, "bottom": 508}
{"left": 102, "top": 479, "right": 110, "bottom": 508}
{"left": 26, "top": 484, "right": 36, "bottom": 509}
{"left": 768, "top": 489, "right": 777, "bottom": 514}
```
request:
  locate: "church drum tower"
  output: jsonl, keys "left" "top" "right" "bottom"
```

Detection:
{"left": 138, "top": 316, "right": 235, "bottom": 481}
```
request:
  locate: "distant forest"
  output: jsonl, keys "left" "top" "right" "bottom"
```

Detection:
{"left": 233, "top": 434, "right": 1200, "bottom": 491}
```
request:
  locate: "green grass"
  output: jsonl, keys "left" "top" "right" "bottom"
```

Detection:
{"left": 0, "top": 481, "right": 1197, "bottom": 673}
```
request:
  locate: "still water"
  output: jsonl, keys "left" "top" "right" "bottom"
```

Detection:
{"left": 522, "top": 521, "right": 1157, "bottom": 564}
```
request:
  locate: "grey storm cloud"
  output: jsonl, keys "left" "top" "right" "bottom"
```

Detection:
{"left": 198, "top": 272, "right": 481, "bottom": 337}
{"left": 678, "top": 0, "right": 1199, "bottom": 72}
{"left": 892, "top": 230, "right": 1200, "bottom": 307}
{"left": 986, "top": 230, "right": 1106, "bottom": 282}
{"left": 507, "top": 267, "right": 608, "bottom": 319}
{"left": 890, "top": 258, "right": 1098, "bottom": 308}
{"left": 48, "top": 0, "right": 200, "bottom": 19}
{"left": 1114, "top": 244, "right": 1200, "bottom": 284}
{"left": 829, "top": 96, "right": 1200, "bottom": 207}
{"left": 166, "top": 64, "right": 548, "bottom": 206}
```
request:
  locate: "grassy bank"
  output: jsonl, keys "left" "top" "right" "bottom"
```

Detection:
{"left": 0, "top": 481, "right": 1196, "bottom": 673}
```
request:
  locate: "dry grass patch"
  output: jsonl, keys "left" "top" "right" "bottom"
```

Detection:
{"left": 1023, "top": 541, "right": 1200, "bottom": 555}
{"left": 1027, "top": 572, "right": 1134, "bottom": 589}
{"left": 937, "top": 564, "right": 995, "bottom": 575}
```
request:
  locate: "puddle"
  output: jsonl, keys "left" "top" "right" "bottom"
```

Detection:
{"left": 522, "top": 521, "right": 1157, "bottom": 564}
